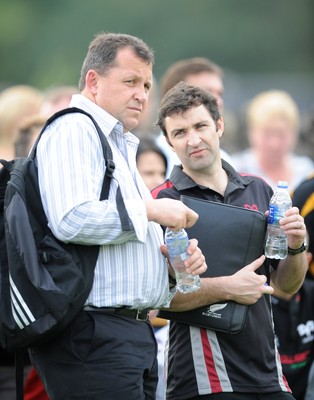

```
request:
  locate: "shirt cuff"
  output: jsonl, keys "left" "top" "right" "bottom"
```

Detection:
{"left": 162, "top": 285, "right": 178, "bottom": 308}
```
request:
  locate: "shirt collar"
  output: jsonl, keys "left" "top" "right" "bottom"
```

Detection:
{"left": 169, "top": 159, "right": 254, "bottom": 192}
{"left": 70, "top": 94, "right": 123, "bottom": 138}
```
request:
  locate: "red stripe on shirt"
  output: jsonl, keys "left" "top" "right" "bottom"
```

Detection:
{"left": 200, "top": 328, "right": 223, "bottom": 393}
{"left": 151, "top": 180, "right": 174, "bottom": 199}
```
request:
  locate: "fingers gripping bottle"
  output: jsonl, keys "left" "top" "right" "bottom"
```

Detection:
{"left": 165, "top": 227, "right": 201, "bottom": 293}
{"left": 265, "top": 181, "right": 292, "bottom": 259}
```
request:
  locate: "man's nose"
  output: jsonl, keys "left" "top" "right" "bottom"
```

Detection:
{"left": 134, "top": 86, "right": 149, "bottom": 103}
{"left": 187, "top": 130, "right": 201, "bottom": 146}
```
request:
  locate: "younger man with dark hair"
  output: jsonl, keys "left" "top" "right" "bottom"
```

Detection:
{"left": 152, "top": 82, "right": 308, "bottom": 399}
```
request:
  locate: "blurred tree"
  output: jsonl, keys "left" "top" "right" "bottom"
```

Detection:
{"left": 0, "top": 0, "right": 313, "bottom": 156}
{"left": 0, "top": 0, "right": 313, "bottom": 89}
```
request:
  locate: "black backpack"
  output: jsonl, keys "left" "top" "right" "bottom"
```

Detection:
{"left": 0, "top": 107, "right": 131, "bottom": 353}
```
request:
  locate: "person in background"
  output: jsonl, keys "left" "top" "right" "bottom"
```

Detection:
{"left": 231, "top": 90, "right": 314, "bottom": 191}
{"left": 292, "top": 173, "right": 314, "bottom": 278}
{"left": 14, "top": 114, "right": 46, "bottom": 157}
{"left": 271, "top": 258, "right": 314, "bottom": 400}
{"left": 13, "top": 86, "right": 82, "bottom": 400}
{"left": 159, "top": 57, "right": 224, "bottom": 112}
{"left": 152, "top": 82, "right": 308, "bottom": 399}
{"left": 40, "top": 85, "right": 79, "bottom": 117}
{"left": 12, "top": 86, "right": 80, "bottom": 400}
{"left": 298, "top": 111, "right": 314, "bottom": 160}
{"left": 136, "top": 139, "right": 169, "bottom": 399}
{"left": 0, "top": 84, "right": 43, "bottom": 400}
{"left": 136, "top": 138, "right": 168, "bottom": 191}
{"left": 0, "top": 85, "right": 43, "bottom": 160}
{"left": 270, "top": 110, "right": 314, "bottom": 397}
{"left": 7, "top": 112, "right": 50, "bottom": 400}
{"left": 30, "top": 32, "right": 206, "bottom": 400}
{"left": 270, "top": 174, "right": 314, "bottom": 399}
{"left": 153, "top": 316, "right": 169, "bottom": 400}
{"left": 156, "top": 57, "right": 233, "bottom": 176}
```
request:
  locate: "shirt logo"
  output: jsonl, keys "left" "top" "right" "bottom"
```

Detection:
{"left": 243, "top": 203, "right": 259, "bottom": 211}
{"left": 297, "top": 320, "right": 314, "bottom": 344}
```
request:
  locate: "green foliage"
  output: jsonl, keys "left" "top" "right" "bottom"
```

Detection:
{"left": 0, "top": 0, "right": 313, "bottom": 90}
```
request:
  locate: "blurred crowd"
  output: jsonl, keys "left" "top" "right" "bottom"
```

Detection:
{"left": 1, "top": 53, "right": 314, "bottom": 400}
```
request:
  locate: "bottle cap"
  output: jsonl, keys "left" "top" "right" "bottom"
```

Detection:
{"left": 277, "top": 180, "right": 288, "bottom": 188}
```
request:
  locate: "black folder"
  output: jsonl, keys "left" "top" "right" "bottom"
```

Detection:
{"left": 159, "top": 195, "right": 267, "bottom": 334}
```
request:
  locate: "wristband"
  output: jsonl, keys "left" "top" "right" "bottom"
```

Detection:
{"left": 288, "top": 243, "right": 307, "bottom": 255}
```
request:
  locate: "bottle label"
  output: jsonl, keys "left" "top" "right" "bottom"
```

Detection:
{"left": 166, "top": 238, "right": 189, "bottom": 259}
{"left": 268, "top": 204, "right": 281, "bottom": 224}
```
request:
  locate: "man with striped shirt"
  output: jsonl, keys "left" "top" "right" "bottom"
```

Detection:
{"left": 29, "top": 33, "right": 206, "bottom": 400}
{"left": 152, "top": 82, "right": 308, "bottom": 399}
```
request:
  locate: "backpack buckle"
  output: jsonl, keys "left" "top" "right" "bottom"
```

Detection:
{"left": 106, "top": 160, "right": 115, "bottom": 178}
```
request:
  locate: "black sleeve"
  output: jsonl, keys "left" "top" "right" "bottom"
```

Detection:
{"left": 292, "top": 177, "right": 314, "bottom": 212}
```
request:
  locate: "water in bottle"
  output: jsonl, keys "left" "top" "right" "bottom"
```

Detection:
{"left": 265, "top": 181, "right": 292, "bottom": 259}
{"left": 165, "top": 227, "right": 201, "bottom": 293}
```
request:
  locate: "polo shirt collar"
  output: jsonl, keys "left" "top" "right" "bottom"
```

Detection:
{"left": 169, "top": 159, "right": 254, "bottom": 192}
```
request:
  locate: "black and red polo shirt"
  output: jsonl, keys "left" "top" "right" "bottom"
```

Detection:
{"left": 152, "top": 161, "right": 291, "bottom": 398}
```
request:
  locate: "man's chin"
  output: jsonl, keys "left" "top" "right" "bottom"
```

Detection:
{"left": 123, "top": 119, "right": 141, "bottom": 133}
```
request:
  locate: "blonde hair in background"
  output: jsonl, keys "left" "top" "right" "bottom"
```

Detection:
{"left": 247, "top": 90, "right": 300, "bottom": 135}
{"left": 0, "top": 85, "right": 43, "bottom": 142}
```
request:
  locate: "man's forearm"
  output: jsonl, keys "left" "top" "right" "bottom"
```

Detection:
{"left": 168, "top": 276, "right": 234, "bottom": 312}
{"left": 168, "top": 256, "right": 274, "bottom": 311}
{"left": 271, "top": 252, "right": 308, "bottom": 295}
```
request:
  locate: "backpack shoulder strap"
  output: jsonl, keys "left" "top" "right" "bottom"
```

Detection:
{"left": 30, "top": 107, "right": 115, "bottom": 193}
{"left": 30, "top": 107, "right": 132, "bottom": 230}
{"left": 0, "top": 159, "right": 15, "bottom": 171}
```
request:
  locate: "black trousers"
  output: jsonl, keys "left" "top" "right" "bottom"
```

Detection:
{"left": 29, "top": 310, "right": 158, "bottom": 400}
{"left": 188, "top": 392, "right": 295, "bottom": 400}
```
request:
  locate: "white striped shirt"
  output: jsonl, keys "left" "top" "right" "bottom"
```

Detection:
{"left": 37, "top": 94, "right": 170, "bottom": 309}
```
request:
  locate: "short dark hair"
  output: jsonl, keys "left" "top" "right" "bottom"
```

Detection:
{"left": 160, "top": 57, "right": 223, "bottom": 97}
{"left": 157, "top": 82, "right": 221, "bottom": 138}
{"left": 78, "top": 32, "right": 154, "bottom": 91}
{"left": 136, "top": 138, "right": 168, "bottom": 172}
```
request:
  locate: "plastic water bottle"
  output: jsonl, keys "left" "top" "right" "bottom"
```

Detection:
{"left": 165, "top": 227, "right": 201, "bottom": 293}
{"left": 265, "top": 181, "right": 292, "bottom": 259}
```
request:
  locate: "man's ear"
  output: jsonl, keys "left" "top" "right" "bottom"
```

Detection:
{"left": 216, "top": 117, "right": 225, "bottom": 138}
{"left": 84, "top": 70, "right": 99, "bottom": 95}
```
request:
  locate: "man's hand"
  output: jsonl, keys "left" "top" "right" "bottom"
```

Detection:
{"left": 145, "top": 198, "right": 198, "bottom": 230}
{"left": 160, "top": 238, "right": 207, "bottom": 277}
{"left": 226, "top": 255, "right": 274, "bottom": 304}
{"left": 279, "top": 206, "right": 307, "bottom": 250}
{"left": 269, "top": 207, "right": 308, "bottom": 295}
{"left": 169, "top": 255, "right": 274, "bottom": 312}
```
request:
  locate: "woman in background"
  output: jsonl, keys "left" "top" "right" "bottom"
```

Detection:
{"left": 232, "top": 90, "right": 314, "bottom": 191}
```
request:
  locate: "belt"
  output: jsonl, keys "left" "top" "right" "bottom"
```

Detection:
{"left": 83, "top": 305, "right": 150, "bottom": 321}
